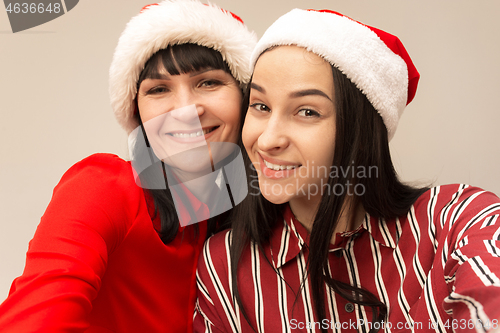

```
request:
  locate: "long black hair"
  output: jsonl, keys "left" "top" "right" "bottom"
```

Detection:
{"left": 132, "top": 43, "right": 245, "bottom": 244}
{"left": 230, "top": 64, "right": 429, "bottom": 332}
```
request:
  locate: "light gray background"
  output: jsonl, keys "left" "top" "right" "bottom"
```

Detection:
{"left": 1, "top": 0, "right": 499, "bottom": 299}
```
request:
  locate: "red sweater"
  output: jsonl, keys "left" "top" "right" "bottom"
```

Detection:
{"left": 0, "top": 153, "right": 207, "bottom": 332}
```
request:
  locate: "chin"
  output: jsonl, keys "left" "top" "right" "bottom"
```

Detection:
{"left": 263, "top": 196, "right": 290, "bottom": 205}
{"left": 259, "top": 181, "right": 293, "bottom": 205}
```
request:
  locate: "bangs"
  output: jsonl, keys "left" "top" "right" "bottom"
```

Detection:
{"left": 138, "top": 44, "right": 231, "bottom": 88}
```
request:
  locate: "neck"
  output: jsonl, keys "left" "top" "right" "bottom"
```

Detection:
{"left": 168, "top": 168, "right": 219, "bottom": 204}
{"left": 289, "top": 195, "right": 364, "bottom": 244}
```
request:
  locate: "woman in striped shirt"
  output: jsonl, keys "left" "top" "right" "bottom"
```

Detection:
{"left": 194, "top": 8, "right": 500, "bottom": 333}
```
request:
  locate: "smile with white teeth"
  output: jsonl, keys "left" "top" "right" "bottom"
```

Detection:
{"left": 263, "top": 159, "right": 298, "bottom": 171}
{"left": 169, "top": 127, "right": 216, "bottom": 138}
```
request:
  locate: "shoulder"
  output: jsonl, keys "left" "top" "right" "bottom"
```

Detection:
{"left": 49, "top": 153, "right": 144, "bottom": 220}
{"left": 61, "top": 153, "right": 132, "bottom": 182}
{"left": 202, "top": 229, "right": 232, "bottom": 258}
{"left": 198, "top": 229, "right": 232, "bottom": 274}
{"left": 74, "top": 152, "right": 129, "bottom": 169}
{"left": 410, "top": 184, "right": 500, "bottom": 234}
{"left": 413, "top": 184, "right": 500, "bottom": 213}
{"left": 55, "top": 153, "right": 136, "bottom": 194}
{"left": 41, "top": 154, "right": 146, "bottom": 249}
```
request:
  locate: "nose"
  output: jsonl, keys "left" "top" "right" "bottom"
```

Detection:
{"left": 257, "top": 114, "right": 289, "bottom": 153}
{"left": 169, "top": 104, "right": 204, "bottom": 125}
{"left": 168, "top": 88, "right": 205, "bottom": 124}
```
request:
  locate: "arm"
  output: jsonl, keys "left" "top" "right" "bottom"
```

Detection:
{"left": 0, "top": 154, "right": 138, "bottom": 332}
{"left": 443, "top": 188, "right": 500, "bottom": 332}
{"left": 194, "top": 231, "right": 239, "bottom": 333}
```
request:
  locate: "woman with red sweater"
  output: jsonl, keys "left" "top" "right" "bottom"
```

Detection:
{"left": 0, "top": 1, "right": 255, "bottom": 332}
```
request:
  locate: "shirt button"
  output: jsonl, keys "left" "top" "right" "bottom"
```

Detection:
{"left": 335, "top": 250, "right": 343, "bottom": 258}
{"left": 345, "top": 303, "right": 355, "bottom": 313}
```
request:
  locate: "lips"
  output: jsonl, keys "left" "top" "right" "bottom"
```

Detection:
{"left": 168, "top": 127, "right": 216, "bottom": 138}
{"left": 164, "top": 126, "right": 219, "bottom": 142}
{"left": 258, "top": 153, "right": 300, "bottom": 179}
{"left": 263, "top": 159, "right": 297, "bottom": 171}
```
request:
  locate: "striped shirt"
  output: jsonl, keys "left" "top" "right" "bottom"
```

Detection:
{"left": 194, "top": 184, "right": 500, "bottom": 332}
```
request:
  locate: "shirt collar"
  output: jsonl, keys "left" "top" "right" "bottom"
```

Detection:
{"left": 269, "top": 205, "right": 399, "bottom": 269}
{"left": 269, "top": 205, "right": 307, "bottom": 269}
{"left": 170, "top": 180, "right": 210, "bottom": 230}
{"left": 363, "top": 214, "right": 399, "bottom": 249}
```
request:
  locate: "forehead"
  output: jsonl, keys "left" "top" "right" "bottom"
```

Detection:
{"left": 139, "top": 44, "right": 233, "bottom": 83}
{"left": 253, "top": 46, "right": 333, "bottom": 93}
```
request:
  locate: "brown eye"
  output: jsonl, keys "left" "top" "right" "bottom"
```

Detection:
{"left": 297, "top": 109, "right": 320, "bottom": 117}
{"left": 250, "top": 103, "right": 271, "bottom": 112}
{"left": 199, "top": 79, "right": 222, "bottom": 88}
{"left": 147, "top": 86, "right": 168, "bottom": 94}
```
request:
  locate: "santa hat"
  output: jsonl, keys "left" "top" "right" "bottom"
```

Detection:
{"left": 251, "top": 9, "right": 419, "bottom": 140}
{"left": 110, "top": 0, "right": 257, "bottom": 133}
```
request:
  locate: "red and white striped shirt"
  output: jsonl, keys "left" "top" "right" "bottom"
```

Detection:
{"left": 194, "top": 184, "right": 500, "bottom": 332}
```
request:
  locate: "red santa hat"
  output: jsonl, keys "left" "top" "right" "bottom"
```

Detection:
{"left": 251, "top": 9, "right": 419, "bottom": 140}
{"left": 110, "top": 0, "right": 257, "bottom": 133}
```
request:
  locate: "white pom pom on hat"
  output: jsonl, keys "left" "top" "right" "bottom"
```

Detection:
{"left": 109, "top": 0, "right": 257, "bottom": 133}
{"left": 250, "top": 9, "right": 419, "bottom": 141}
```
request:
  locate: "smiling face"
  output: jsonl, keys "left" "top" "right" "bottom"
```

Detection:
{"left": 137, "top": 61, "right": 242, "bottom": 176}
{"left": 243, "top": 45, "right": 336, "bottom": 215}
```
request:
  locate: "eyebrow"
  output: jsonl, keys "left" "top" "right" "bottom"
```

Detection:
{"left": 148, "top": 72, "right": 170, "bottom": 80}
{"left": 291, "top": 89, "right": 332, "bottom": 102}
{"left": 189, "top": 68, "right": 216, "bottom": 77}
{"left": 147, "top": 68, "right": 217, "bottom": 80}
{"left": 251, "top": 82, "right": 332, "bottom": 102}
{"left": 250, "top": 82, "right": 265, "bottom": 93}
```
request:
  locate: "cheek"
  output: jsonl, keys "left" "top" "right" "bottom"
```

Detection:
{"left": 226, "top": 106, "right": 241, "bottom": 130}
{"left": 317, "top": 133, "right": 336, "bottom": 167}
{"left": 137, "top": 98, "right": 148, "bottom": 122}
{"left": 215, "top": 89, "right": 242, "bottom": 125}
{"left": 220, "top": 95, "right": 242, "bottom": 143}
{"left": 242, "top": 115, "right": 259, "bottom": 153}
{"left": 301, "top": 128, "right": 335, "bottom": 166}
{"left": 141, "top": 113, "right": 165, "bottom": 141}
{"left": 137, "top": 98, "right": 161, "bottom": 124}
